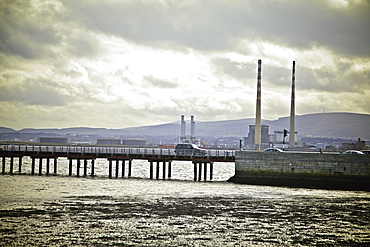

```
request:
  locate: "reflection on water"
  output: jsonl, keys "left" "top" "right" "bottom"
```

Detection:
{"left": 0, "top": 158, "right": 369, "bottom": 246}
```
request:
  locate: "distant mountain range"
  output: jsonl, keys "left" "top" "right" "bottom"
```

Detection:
{"left": 1, "top": 112, "right": 369, "bottom": 140}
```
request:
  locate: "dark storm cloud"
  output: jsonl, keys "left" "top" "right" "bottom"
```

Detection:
{"left": 0, "top": 0, "right": 62, "bottom": 59}
{"left": 0, "top": 73, "right": 68, "bottom": 106}
{"left": 295, "top": 63, "right": 370, "bottom": 93}
{"left": 63, "top": 0, "right": 370, "bottom": 57}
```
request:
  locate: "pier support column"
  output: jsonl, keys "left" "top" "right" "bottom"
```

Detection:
{"left": 91, "top": 159, "right": 95, "bottom": 177}
{"left": 31, "top": 158, "right": 35, "bottom": 175}
{"left": 168, "top": 161, "right": 172, "bottom": 179}
{"left": 46, "top": 158, "right": 50, "bottom": 175}
{"left": 69, "top": 159, "right": 73, "bottom": 176}
{"left": 193, "top": 162, "right": 197, "bottom": 181}
{"left": 156, "top": 161, "right": 160, "bottom": 179}
{"left": 149, "top": 161, "right": 153, "bottom": 179}
{"left": 115, "top": 160, "right": 119, "bottom": 178}
{"left": 77, "top": 159, "right": 81, "bottom": 177}
{"left": 162, "top": 161, "right": 166, "bottom": 180}
{"left": 198, "top": 162, "right": 202, "bottom": 181}
{"left": 128, "top": 160, "right": 132, "bottom": 177}
{"left": 38, "top": 158, "right": 42, "bottom": 175}
{"left": 18, "top": 157, "right": 22, "bottom": 173}
{"left": 121, "top": 160, "right": 125, "bottom": 178}
{"left": 84, "top": 159, "right": 88, "bottom": 177}
{"left": 108, "top": 159, "right": 112, "bottom": 178}
{"left": 210, "top": 162, "right": 214, "bottom": 181}
{"left": 53, "top": 157, "right": 57, "bottom": 175}
{"left": 203, "top": 163, "right": 208, "bottom": 181}
{"left": 10, "top": 157, "right": 14, "bottom": 174}
{"left": 2, "top": 157, "right": 5, "bottom": 174}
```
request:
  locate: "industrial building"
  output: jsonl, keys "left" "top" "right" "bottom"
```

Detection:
{"left": 39, "top": 137, "right": 68, "bottom": 144}
{"left": 122, "top": 139, "right": 147, "bottom": 146}
{"left": 244, "top": 125, "right": 270, "bottom": 147}
{"left": 96, "top": 138, "right": 121, "bottom": 145}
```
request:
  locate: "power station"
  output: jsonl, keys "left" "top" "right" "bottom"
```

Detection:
{"left": 179, "top": 60, "right": 297, "bottom": 150}
{"left": 180, "top": 115, "right": 200, "bottom": 145}
{"left": 247, "top": 59, "right": 297, "bottom": 150}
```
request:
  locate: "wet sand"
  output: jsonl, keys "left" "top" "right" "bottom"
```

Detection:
{"left": 1, "top": 194, "right": 370, "bottom": 246}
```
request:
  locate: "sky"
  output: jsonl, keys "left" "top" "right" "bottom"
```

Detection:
{"left": 0, "top": 0, "right": 369, "bottom": 130}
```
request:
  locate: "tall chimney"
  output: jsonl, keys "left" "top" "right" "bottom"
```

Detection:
{"left": 289, "top": 61, "right": 296, "bottom": 148}
{"left": 254, "top": 59, "right": 262, "bottom": 149}
{"left": 190, "top": 115, "right": 195, "bottom": 142}
{"left": 181, "top": 115, "right": 186, "bottom": 143}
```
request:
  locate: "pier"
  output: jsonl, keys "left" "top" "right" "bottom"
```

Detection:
{"left": 0, "top": 144, "right": 235, "bottom": 181}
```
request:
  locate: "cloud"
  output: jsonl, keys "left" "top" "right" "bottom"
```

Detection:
{"left": 62, "top": 0, "right": 370, "bottom": 57}
{"left": 0, "top": 0, "right": 369, "bottom": 130}
{"left": 0, "top": 0, "right": 62, "bottom": 59}
{"left": 144, "top": 76, "right": 179, "bottom": 89}
{"left": 0, "top": 70, "right": 68, "bottom": 106}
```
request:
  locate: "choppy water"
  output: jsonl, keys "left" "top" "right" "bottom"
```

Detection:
{"left": 0, "top": 158, "right": 369, "bottom": 246}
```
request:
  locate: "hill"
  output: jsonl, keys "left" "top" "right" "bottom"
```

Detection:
{"left": 1, "top": 112, "right": 369, "bottom": 140}
{"left": 116, "top": 112, "right": 370, "bottom": 140}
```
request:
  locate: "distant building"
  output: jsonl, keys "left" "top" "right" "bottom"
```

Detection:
{"left": 39, "top": 137, "right": 68, "bottom": 144}
{"left": 356, "top": 138, "right": 366, "bottom": 150}
{"left": 273, "top": 130, "right": 297, "bottom": 143}
{"left": 244, "top": 125, "right": 270, "bottom": 146}
{"left": 122, "top": 139, "right": 147, "bottom": 146}
{"left": 96, "top": 138, "right": 121, "bottom": 145}
{"left": 342, "top": 138, "right": 366, "bottom": 150}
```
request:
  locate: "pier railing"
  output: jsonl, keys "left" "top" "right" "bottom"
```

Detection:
{"left": 0, "top": 144, "right": 235, "bottom": 162}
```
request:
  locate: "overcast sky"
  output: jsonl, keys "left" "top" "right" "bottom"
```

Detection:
{"left": 1, "top": 0, "right": 369, "bottom": 130}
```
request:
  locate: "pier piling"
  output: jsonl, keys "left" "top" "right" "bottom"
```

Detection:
{"left": 18, "top": 157, "right": 22, "bottom": 173}
{"left": 168, "top": 161, "right": 172, "bottom": 179}
{"left": 54, "top": 157, "right": 57, "bottom": 175}
{"left": 84, "top": 159, "right": 88, "bottom": 177}
{"left": 193, "top": 162, "right": 197, "bottom": 181}
{"left": 2, "top": 157, "right": 5, "bottom": 174}
{"left": 122, "top": 160, "right": 125, "bottom": 178}
{"left": 31, "top": 158, "right": 35, "bottom": 175}
{"left": 149, "top": 161, "right": 153, "bottom": 179}
{"left": 156, "top": 162, "right": 160, "bottom": 179}
{"left": 108, "top": 159, "right": 112, "bottom": 178}
{"left": 9, "top": 157, "right": 14, "bottom": 174}
{"left": 162, "top": 162, "right": 166, "bottom": 180}
{"left": 128, "top": 160, "right": 132, "bottom": 177}
{"left": 210, "top": 163, "right": 214, "bottom": 181}
{"left": 91, "top": 159, "right": 95, "bottom": 176}
{"left": 38, "top": 158, "right": 42, "bottom": 175}
{"left": 77, "top": 159, "right": 81, "bottom": 177}
{"left": 69, "top": 159, "right": 72, "bottom": 176}
{"left": 198, "top": 163, "right": 202, "bottom": 181}
{"left": 46, "top": 158, "right": 50, "bottom": 175}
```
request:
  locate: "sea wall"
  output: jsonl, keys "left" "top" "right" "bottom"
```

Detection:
{"left": 228, "top": 151, "right": 370, "bottom": 191}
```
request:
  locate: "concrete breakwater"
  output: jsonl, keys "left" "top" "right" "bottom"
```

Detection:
{"left": 228, "top": 151, "right": 370, "bottom": 191}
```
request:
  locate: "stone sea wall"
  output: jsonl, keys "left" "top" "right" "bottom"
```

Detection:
{"left": 229, "top": 151, "right": 370, "bottom": 191}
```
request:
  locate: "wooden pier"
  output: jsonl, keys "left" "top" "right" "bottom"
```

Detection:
{"left": 0, "top": 144, "right": 235, "bottom": 181}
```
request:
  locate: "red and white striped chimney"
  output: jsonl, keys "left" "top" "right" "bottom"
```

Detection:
{"left": 289, "top": 61, "right": 296, "bottom": 148}
{"left": 254, "top": 59, "right": 262, "bottom": 149}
